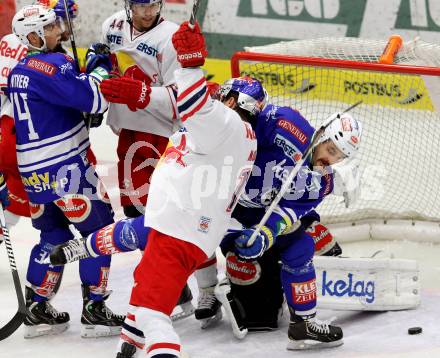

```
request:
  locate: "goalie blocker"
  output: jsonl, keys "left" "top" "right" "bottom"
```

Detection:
{"left": 219, "top": 248, "right": 420, "bottom": 339}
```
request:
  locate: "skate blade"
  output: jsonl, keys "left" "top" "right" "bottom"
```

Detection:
{"left": 81, "top": 324, "right": 122, "bottom": 338}
{"left": 24, "top": 322, "right": 69, "bottom": 338}
{"left": 286, "top": 338, "right": 344, "bottom": 350}
{"left": 200, "top": 309, "right": 223, "bottom": 329}
{"left": 171, "top": 302, "right": 195, "bottom": 322}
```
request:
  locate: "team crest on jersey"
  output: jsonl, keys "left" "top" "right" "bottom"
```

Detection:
{"left": 29, "top": 202, "right": 45, "bottom": 220}
{"left": 197, "top": 216, "right": 212, "bottom": 234}
{"left": 55, "top": 194, "right": 92, "bottom": 223}
{"left": 226, "top": 252, "right": 261, "bottom": 285}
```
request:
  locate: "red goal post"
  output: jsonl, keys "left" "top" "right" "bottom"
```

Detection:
{"left": 230, "top": 38, "right": 440, "bottom": 243}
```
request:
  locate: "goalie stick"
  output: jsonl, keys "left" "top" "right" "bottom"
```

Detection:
{"left": 248, "top": 101, "right": 363, "bottom": 246}
{"left": 0, "top": 205, "right": 26, "bottom": 341}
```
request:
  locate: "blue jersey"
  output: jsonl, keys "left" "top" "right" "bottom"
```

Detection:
{"left": 238, "top": 104, "right": 334, "bottom": 235}
{"left": 8, "top": 52, "right": 108, "bottom": 203}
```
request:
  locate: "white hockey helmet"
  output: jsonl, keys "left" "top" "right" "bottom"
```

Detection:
{"left": 12, "top": 4, "right": 57, "bottom": 50}
{"left": 317, "top": 112, "right": 362, "bottom": 159}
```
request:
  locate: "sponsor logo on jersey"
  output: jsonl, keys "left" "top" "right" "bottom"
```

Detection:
{"left": 277, "top": 119, "right": 307, "bottom": 144}
{"left": 26, "top": 58, "right": 57, "bottom": 76}
{"left": 136, "top": 42, "right": 159, "bottom": 57}
{"left": 306, "top": 222, "right": 333, "bottom": 253}
{"left": 96, "top": 223, "right": 120, "bottom": 255}
{"left": 21, "top": 171, "right": 68, "bottom": 194}
{"left": 291, "top": 279, "right": 317, "bottom": 304}
{"left": 55, "top": 194, "right": 92, "bottom": 223}
{"left": 274, "top": 134, "right": 302, "bottom": 162}
{"left": 0, "top": 40, "right": 27, "bottom": 78}
{"left": 321, "top": 271, "right": 375, "bottom": 303}
{"left": 107, "top": 34, "right": 123, "bottom": 45}
{"left": 226, "top": 252, "right": 261, "bottom": 285}
{"left": 29, "top": 202, "right": 44, "bottom": 220}
{"left": 197, "top": 215, "right": 212, "bottom": 234}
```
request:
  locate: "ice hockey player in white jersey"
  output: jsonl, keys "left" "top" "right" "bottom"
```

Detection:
{"left": 50, "top": 20, "right": 262, "bottom": 357}
{"left": 101, "top": 0, "right": 180, "bottom": 218}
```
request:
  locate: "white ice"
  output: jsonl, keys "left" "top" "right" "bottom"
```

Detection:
{"left": 1, "top": 126, "right": 439, "bottom": 358}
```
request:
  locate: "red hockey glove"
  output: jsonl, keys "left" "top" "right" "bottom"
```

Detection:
{"left": 172, "top": 21, "right": 208, "bottom": 68}
{"left": 100, "top": 77, "right": 151, "bottom": 112}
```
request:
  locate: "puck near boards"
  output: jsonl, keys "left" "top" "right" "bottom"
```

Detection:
{"left": 408, "top": 327, "right": 422, "bottom": 335}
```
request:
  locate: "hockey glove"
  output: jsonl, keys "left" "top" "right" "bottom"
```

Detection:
{"left": 100, "top": 77, "right": 151, "bottom": 112}
{"left": 172, "top": 21, "right": 208, "bottom": 68}
{"left": 233, "top": 226, "right": 275, "bottom": 261}
{"left": 85, "top": 43, "right": 112, "bottom": 73}
{"left": 0, "top": 174, "right": 10, "bottom": 208}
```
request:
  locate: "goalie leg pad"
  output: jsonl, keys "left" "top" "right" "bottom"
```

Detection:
{"left": 225, "top": 248, "right": 284, "bottom": 331}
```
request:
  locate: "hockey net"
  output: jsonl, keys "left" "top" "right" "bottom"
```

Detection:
{"left": 231, "top": 38, "right": 440, "bottom": 242}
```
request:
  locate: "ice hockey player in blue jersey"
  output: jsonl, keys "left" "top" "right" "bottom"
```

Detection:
{"left": 216, "top": 103, "right": 362, "bottom": 349}
{"left": 8, "top": 4, "right": 124, "bottom": 338}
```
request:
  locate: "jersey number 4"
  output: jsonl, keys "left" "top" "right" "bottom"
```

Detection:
{"left": 11, "top": 92, "right": 39, "bottom": 141}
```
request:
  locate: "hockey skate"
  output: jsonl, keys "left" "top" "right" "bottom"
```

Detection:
{"left": 287, "top": 311, "right": 343, "bottom": 350}
{"left": 195, "top": 285, "right": 222, "bottom": 329}
{"left": 49, "top": 237, "right": 91, "bottom": 265}
{"left": 81, "top": 285, "right": 125, "bottom": 338}
{"left": 171, "top": 284, "right": 195, "bottom": 322}
{"left": 24, "top": 286, "right": 70, "bottom": 338}
{"left": 321, "top": 242, "right": 342, "bottom": 257}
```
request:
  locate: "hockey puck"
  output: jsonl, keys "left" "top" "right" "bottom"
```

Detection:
{"left": 408, "top": 327, "right": 422, "bottom": 335}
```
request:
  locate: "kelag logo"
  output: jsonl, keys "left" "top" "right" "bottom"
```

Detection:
{"left": 321, "top": 270, "right": 375, "bottom": 303}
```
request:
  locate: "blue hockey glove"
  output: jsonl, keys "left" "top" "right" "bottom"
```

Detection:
{"left": 85, "top": 43, "right": 112, "bottom": 73}
{"left": 0, "top": 175, "right": 10, "bottom": 208}
{"left": 233, "top": 226, "right": 275, "bottom": 261}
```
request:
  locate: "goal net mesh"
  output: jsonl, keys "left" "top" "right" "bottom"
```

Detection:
{"left": 233, "top": 38, "right": 440, "bottom": 225}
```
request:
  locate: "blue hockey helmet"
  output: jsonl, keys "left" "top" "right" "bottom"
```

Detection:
{"left": 219, "top": 76, "right": 268, "bottom": 116}
{"left": 37, "top": 0, "right": 78, "bottom": 19}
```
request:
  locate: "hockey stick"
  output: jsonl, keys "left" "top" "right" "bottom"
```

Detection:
{"left": 0, "top": 205, "right": 26, "bottom": 341}
{"left": 248, "top": 101, "right": 363, "bottom": 245}
{"left": 62, "top": 0, "right": 80, "bottom": 71}
{"left": 189, "top": 0, "right": 202, "bottom": 28}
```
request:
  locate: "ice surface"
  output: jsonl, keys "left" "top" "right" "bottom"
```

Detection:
{"left": 1, "top": 126, "right": 439, "bottom": 358}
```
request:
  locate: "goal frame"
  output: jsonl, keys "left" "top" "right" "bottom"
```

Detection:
{"left": 230, "top": 51, "right": 440, "bottom": 244}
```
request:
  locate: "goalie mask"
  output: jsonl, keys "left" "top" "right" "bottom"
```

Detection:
{"left": 125, "top": 0, "right": 163, "bottom": 24}
{"left": 316, "top": 112, "right": 362, "bottom": 159}
{"left": 13, "top": 4, "right": 58, "bottom": 50}
{"left": 218, "top": 76, "right": 268, "bottom": 116}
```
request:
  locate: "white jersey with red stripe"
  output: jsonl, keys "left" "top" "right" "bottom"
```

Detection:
{"left": 0, "top": 34, "right": 28, "bottom": 118}
{"left": 102, "top": 11, "right": 180, "bottom": 137}
{"left": 145, "top": 68, "right": 257, "bottom": 257}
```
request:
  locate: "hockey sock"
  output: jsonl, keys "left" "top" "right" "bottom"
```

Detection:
{"left": 27, "top": 228, "right": 73, "bottom": 302}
